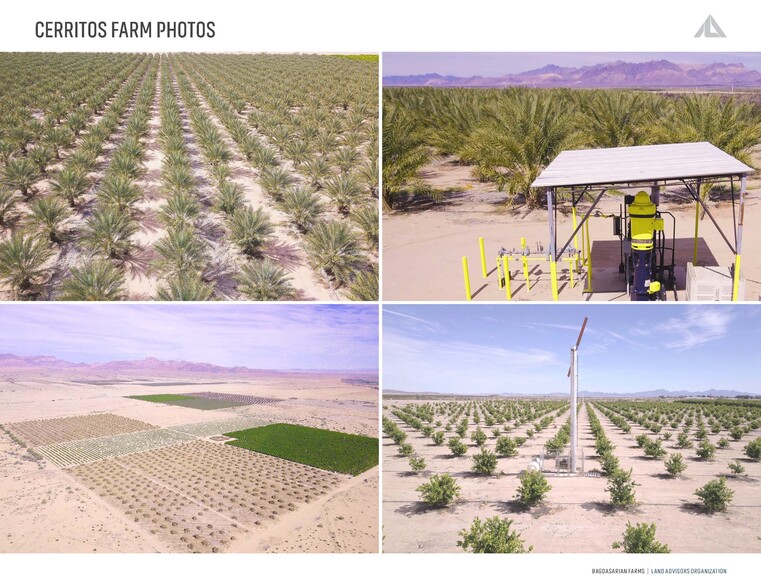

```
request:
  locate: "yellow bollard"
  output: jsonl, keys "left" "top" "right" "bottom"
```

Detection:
{"left": 462, "top": 256, "right": 472, "bottom": 301}
{"left": 550, "top": 260, "right": 559, "bottom": 301}
{"left": 478, "top": 237, "right": 488, "bottom": 278}
{"left": 732, "top": 254, "right": 742, "bottom": 301}
{"left": 503, "top": 255, "right": 512, "bottom": 300}
{"left": 520, "top": 237, "right": 530, "bottom": 291}
{"left": 693, "top": 199, "right": 700, "bottom": 266}
{"left": 584, "top": 219, "right": 593, "bottom": 293}
{"left": 496, "top": 257, "right": 503, "bottom": 290}
{"left": 568, "top": 256, "right": 575, "bottom": 289}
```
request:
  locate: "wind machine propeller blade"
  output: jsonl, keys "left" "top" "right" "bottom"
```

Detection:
{"left": 567, "top": 317, "right": 589, "bottom": 377}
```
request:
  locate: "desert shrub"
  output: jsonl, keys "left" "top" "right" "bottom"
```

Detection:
{"left": 664, "top": 453, "right": 687, "bottom": 477}
{"left": 472, "top": 448, "right": 498, "bottom": 475}
{"left": 448, "top": 437, "right": 468, "bottom": 456}
{"left": 514, "top": 469, "right": 551, "bottom": 507}
{"left": 495, "top": 435, "right": 518, "bottom": 458}
{"left": 696, "top": 440, "right": 716, "bottom": 461}
{"left": 612, "top": 522, "right": 670, "bottom": 553}
{"left": 417, "top": 473, "right": 461, "bottom": 508}
{"left": 727, "top": 460, "right": 745, "bottom": 476}
{"left": 457, "top": 517, "right": 532, "bottom": 553}
{"left": 606, "top": 468, "right": 637, "bottom": 507}
{"left": 432, "top": 431, "right": 445, "bottom": 446}
{"left": 694, "top": 477, "right": 734, "bottom": 512}
{"left": 470, "top": 427, "right": 487, "bottom": 446}
{"left": 744, "top": 437, "right": 761, "bottom": 461}
{"left": 409, "top": 456, "right": 426, "bottom": 473}
{"left": 398, "top": 443, "right": 414, "bottom": 457}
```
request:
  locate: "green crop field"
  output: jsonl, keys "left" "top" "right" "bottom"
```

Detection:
{"left": 224, "top": 423, "right": 378, "bottom": 475}
{"left": 126, "top": 394, "right": 246, "bottom": 410}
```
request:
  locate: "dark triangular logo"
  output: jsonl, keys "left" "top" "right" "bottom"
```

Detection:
{"left": 695, "top": 15, "right": 726, "bottom": 37}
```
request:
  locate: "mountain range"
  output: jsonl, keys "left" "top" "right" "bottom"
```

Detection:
{"left": 383, "top": 388, "right": 757, "bottom": 399}
{"left": 383, "top": 60, "right": 761, "bottom": 89}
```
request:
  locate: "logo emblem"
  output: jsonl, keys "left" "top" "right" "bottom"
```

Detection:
{"left": 695, "top": 15, "right": 726, "bottom": 37}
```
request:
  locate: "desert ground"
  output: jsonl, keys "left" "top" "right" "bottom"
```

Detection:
{"left": 0, "top": 368, "right": 378, "bottom": 553}
{"left": 382, "top": 397, "right": 761, "bottom": 553}
{"left": 383, "top": 157, "right": 761, "bottom": 301}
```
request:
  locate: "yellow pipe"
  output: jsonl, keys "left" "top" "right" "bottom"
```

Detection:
{"left": 584, "top": 216, "right": 593, "bottom": 293}
{"left": 732, "top": 254, "right": 742, "bottom": 301}
{"left": 462, "top": 256, "right": 472, "bottom": 301}
{"left": 503, "top": 255, "right": 512, "bottom": 300}
{"left": 568, "top": 257, "right": 575, "bottom": 289}
{"left": 478, "top": 237, "right": 487, "bottom": 278}
{"left": 521, "top": 237, "right": 530, "bottom": 291}
{"left": 693, "top": 199, "right": 700, "bottom": 266}
{"left": 550, "top": 261, "right": 559, "bottom": 301}
{"left": 496, "top": 257, "right": 503, "bottom": 290}
{"left": 572, "top": 206, "right": 580, "bottom": 252}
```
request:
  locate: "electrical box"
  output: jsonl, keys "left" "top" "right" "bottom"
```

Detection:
{"left": 686, "top": 263, "right": 744, "bottom": 301}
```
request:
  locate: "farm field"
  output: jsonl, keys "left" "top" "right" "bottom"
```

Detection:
{"left": 225, "top": 423, "right": 379, "bottom": 475}
{"left": 127, "top": 393, "right": 253, "bottom": 410}
{"left": 0, "top": 370, "right": 379, "bottom": 552}
{"left": 382, "top": 396, "right": 761, "bottom": 553}
{"left": 382, "top": 83, "right": 761, "bottom": 301}
{"left": 0, "top": 53, "right": 378, "bottom": 301}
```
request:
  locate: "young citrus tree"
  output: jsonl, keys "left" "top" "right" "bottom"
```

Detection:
{"left": 417, "top": 473, "right": 461, "bottom": 508}
{"left": 457, "top": 517, "right": 533, "bottom": 553}
{"left": 514, "top": 469, "right": 551, "bottom": 507}
{"left": 471, "top": 448, "right": 498, "bottom": 475}
{"left": 664, "top": 453, "right": 686, "bottom": 477}
{"left": 606, "top": 468, "right": 637, "bottom": 507}
{"left": 612, "top": 522, "right": 670, "bottom": 553}
{"left": 694, "top": 477, "right": 734, "bottom": 512}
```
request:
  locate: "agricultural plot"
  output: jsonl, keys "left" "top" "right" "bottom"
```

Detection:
{"left": 69, "top": 440, "right": 347, "bottom": 553}
{"left": 0, "top": 53, "right": 378, "bottom": 301}
{"left": 183, "top": 391, "right": 284, "bottom": 405}
{"left": 382, "top": 397, "right": 761, "bottom": 553}
{"left": 36, "top": 427, "right": 190, "bottom": 468}
{"left": 126, "top": 393, "right": 251, "bottom": 410}
{"left": 5, "top": 412, "right": 157, "bottom": 446}
{"left": 225, "top": 423, "right": 379, "bottom": 475}
{"left": 167, "top": 416, "right": 270, "bottom": 437}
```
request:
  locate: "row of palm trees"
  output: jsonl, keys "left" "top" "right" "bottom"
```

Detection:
{"left": 175, "top": 54, "right": 378, "bottom": 299}
{"left": 0, "top": 56, "right": 155, "bottom": 299}
{"left": 383, "top": 86, "right": 761, "bottom": 209}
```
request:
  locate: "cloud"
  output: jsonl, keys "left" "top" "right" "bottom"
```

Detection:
{"left": 657, "top": 307, "right": 732, "bottom": 350}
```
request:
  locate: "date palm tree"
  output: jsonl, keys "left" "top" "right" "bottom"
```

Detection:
{"left": 0, "top": 232, "right": 53, "bottom": 298}
{"left": 28, "top": 196, "right": 72, "bottom": 244}
{"left": 578, "top": 90, "right": 653, "bottom": 148}
{"left": 350, "top": 204, "right": 378, "bottom": 250}
{"left": 347, "top": 264, "right": 378, "bottom": 301}
{"left": 159, "top": 192, "right": 201, "bottom": 229}
{"left": 214, "top": 182, "right": 245, "bottom": 217}
{"left": 153, "top": 226, "right": 208, "bottom": 276}
{"left": 300, "top": 156, "right": 332, "bottom": 190}
{"left": 58, "top": 258, "right": 126, "bottom": 301}
{"left": 28, "top": 146, "right": 53, "bottom": 174}
{"left": 259, "top": 166, "right": 294, "bottom": 200}
{"left": 227, "top": 206, "right": 274, "bottom": 257}
{"left": 237, "top": 258, "right": 295, "bottom": 300}
{"left": 161, "top": 164, "right": 196, "bottom": 197}
{"left": 50, "top": 167, "right": 91, "bottom": 208}
{"left": 0, "top": 189, "right": 18, "bottom": 227}
{"left": 279, "top": 186, "right": 323, "bottom": 232}
{"left": 42, "top": 127, "right": 74, "bottom": 159}
{"left": 304, "top": 221, "right": 362, "bottom": 288}
{"left": 2, "top": 157, "right": 42, "bottom": 196}
{"left": 154, "top": 273, "right": 214, "bottom": 301}
{"left": 97, "top": 175, "right": 142, "bottom": 212}
{"left": 382, "top": 104, "right": 431, "bottom": 210}
{"left": 81, "top": 207, "right": 137, "bottom": 259}
{"left": 324, "top": 174, "right": 363, "bottom": 215}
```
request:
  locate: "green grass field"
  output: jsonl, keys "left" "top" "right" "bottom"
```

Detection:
{"left": 126, "top": 394, "right": 246, "bottom": 410}
{"left": 224, "top": 424, "right": 379, "bottom": 475}
{"left": 332, "top": 54, "right": 378, "bottom": 62}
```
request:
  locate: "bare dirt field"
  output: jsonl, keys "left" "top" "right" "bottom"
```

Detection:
{"left": 0, "top": 369, "right": 378, "bottom": 553}
{"left": 383, "top": 158, "right": 761, "bottom": 301}
{"left": 382, "top": 397, "right": 761, "bottom": 553}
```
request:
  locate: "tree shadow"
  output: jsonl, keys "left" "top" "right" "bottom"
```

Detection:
{"left": 395, "top": 502, "right": 455, "bottom": 517}
{"left": 121, "top": 246, "right": 155, "bottom": 279}
{"left": 264, "top": 240, "right": 303, "bottom": 272}
{"left": 137, "top": 209, "right": 162, "bottom": 233}
{"left": 580, "top": 501, "right": 643, "bottom": 516}
{"left": 196, "top": 218, "right": 226, "bottom": 242}
{"left": 204, "top": 258, "right": 239, "bottom": 299}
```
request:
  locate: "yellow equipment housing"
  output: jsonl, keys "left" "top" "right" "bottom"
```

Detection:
{"left": 629, "top": 191, "right": 656, "bottom": 251}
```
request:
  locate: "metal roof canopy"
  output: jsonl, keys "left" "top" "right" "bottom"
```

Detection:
{"left": 532, "top": 142, "right": 753, "bottom": 189}
{"left": 533, "top": 142, "right": 751, "bottom": 301}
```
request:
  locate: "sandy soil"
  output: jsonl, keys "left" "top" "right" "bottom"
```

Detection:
{"left": 383, "top": 158, "right": 761, "bottom": 301}
{"left": 0, "top": 369, "right": 378, "bottom": 553}
{"left": 382, "top": 398, "right": 761, "bottom": 553}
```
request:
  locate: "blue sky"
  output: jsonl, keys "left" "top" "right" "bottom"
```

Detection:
{"left": 0, "top": 304, "right": 378, "bottom": 371}
{"left": 382, "top": 305, "right": 761, "bottom": 395}
{"left": 383, "top": 52, "right": 761, "bottom": 77}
